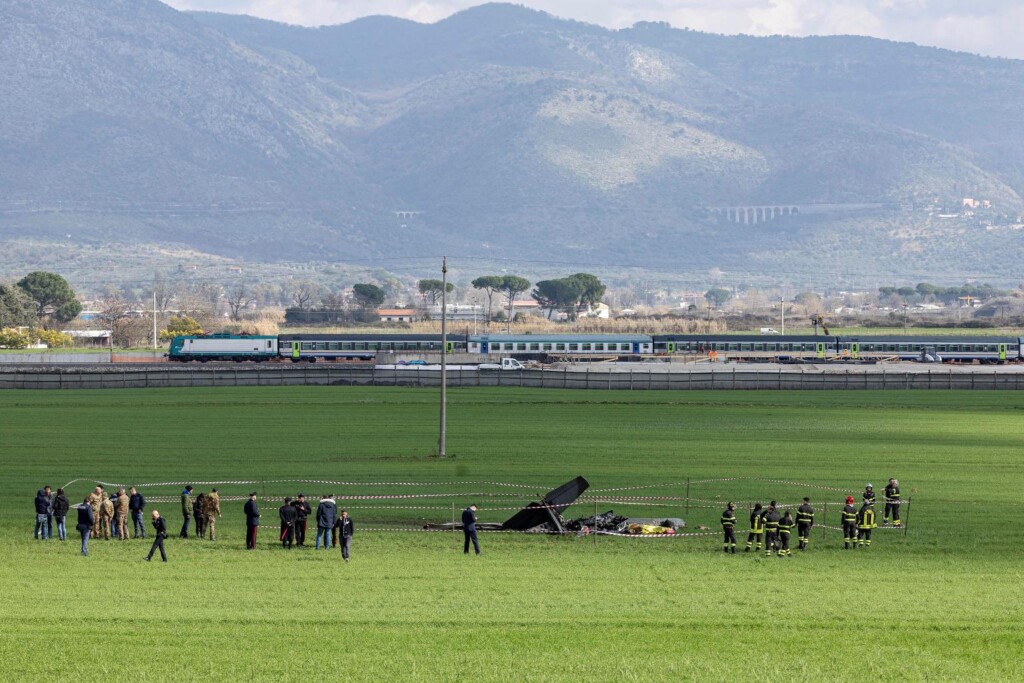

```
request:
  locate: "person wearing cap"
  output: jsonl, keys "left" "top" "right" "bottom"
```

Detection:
{"left": 883, "top": 478, "right": 902, "bottom": 526}
{"left": 796, "top": 497, "right": 815, "bottom": 551}
{"left": 462, "top": 504, "right": 480, "bottom": 555}
{"left": 762, "top": 503, "right": 781, "bottom": 556}
{"left": 244, "top": 492, "right": 260, "bottom": 550}
{"left": 857, "top": 499, "right": 877, "bottom": 549}
{"left": 745, "top": 503, "right": 764, "bottom": 552}
{"left": 863, "top": 484, "right": 876, "bottom": 505}
{"left": 145, "top": 510, "right": 168, "bottom": 562}
{"left": 841, "top": 496, "right": 858, "bottom": 549}
{"left": 204, "top": 488, "right": 221, "bottom": 541}
{"left": 315, "top": 494, "right": 336, "bottom": 550}
{"left": 293, "top": 494, "right": 311, "bottom": 546}
{"left": 720, "top": 502, "right": 738, "bottom": 553}
{"left": 279, "top": 497, "right": 298, "bottom": 549}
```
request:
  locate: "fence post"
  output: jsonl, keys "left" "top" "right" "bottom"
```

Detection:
{"left": 452, "top": 501, "right": 456, "bottom": 548}
{"left": 903, "top": 496, "right": 911, "bottom": 537}
{"left": 594, "top": 499, "right": 598, "bottom": 547}
{"left": 685, "top": 478, "right": 690, "bottom": 516}
{"left": 822, "top": 502, "right": 827, "bottom": 542}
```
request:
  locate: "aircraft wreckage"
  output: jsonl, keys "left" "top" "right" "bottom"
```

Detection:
{"left": 424, "top": 476, "right": 686, "bottom": 534}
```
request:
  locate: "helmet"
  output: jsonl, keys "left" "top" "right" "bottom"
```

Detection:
{"left": 866, "top": 484, "right": 873, "bottom": 489}
{"left": 846, "top": 496, "right": 854, "bottom": 504}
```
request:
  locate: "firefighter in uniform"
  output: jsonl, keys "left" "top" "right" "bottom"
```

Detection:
{"left": 857, "top": 500, "right": 877, "bottom": 549}
{"left": 841, "top": 496, "right": 858, "bottom": 549}
{"left": 884, "top": 478, "right": 901, "bottom": 526}
{"left": 721, "top": 502, "right": 738, "bottom": 553}
{"left": 796, "top": 497, "right": 814, "bottom": 550}
{"left": 763, "top": 504, "right": 781, "bottom": 556}
{"left": 745, "top": 503, "right": 764, "bottom": 552}
{"left": 778, "top": 510, "right": 794, "bottom": 557}
{"left": 863, "top": 484, "right": 876, "bottom": 504}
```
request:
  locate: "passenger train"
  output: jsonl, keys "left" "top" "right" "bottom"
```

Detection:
{"left": 168, "top": 332, "right": 1023, "bottom": 364}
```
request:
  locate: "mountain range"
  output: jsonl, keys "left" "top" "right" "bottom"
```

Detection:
{"left": 3, "top": 0, "right": 1024, "bottom": 283}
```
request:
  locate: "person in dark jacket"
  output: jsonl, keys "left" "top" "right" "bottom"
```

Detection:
{"left": 745, "top": 503, "right": 764, "bottom": 552}
{"left": 315, "top": 495, "right": 336, "bottom": 550}
{"left": 145, "top": 510, "right": 168, "bottom": 562}
{"left": 841, "top": 496, "right": 858, "bottom": 549}
{"left": 293, "top": 494, "right": 312, "bottom": 546}
{"left": 778, "top": 510, "right": 795, "bottom": 557}
{"left": 244, "top": 493, "right": 260, "bottom": 550}
{"left": 796, "top": 498, "right": 815, "bottom": 550}
{"left": 34, "top": 489, "right": 51, "bottom": 540}
{"left": 462, "top": 504, "right": 480, "bottom": 555}
{"left": 720, "top": 502, "right": 738, "bottom": 553}
{"left": 76, "top": 498, "right": 95, "bottom": 556}
{"left": 857, "top": 501, "right": 877, "bottom": 549}
{"left": 883, "top": 478, "right": 902, "bottom": 526}
{"left": 193, "top": 492, "right": 208, "bottom": 539}
{"left": 44, "top": 485, "right": 55, "bottom": 539}
{"left": 338, "top": 510, "right": 354, "bottom": 562}
{"left": 763, "top": 504, "right": 782, "bottom": 556}
{"left": 179, "top": 485, "right": 193, "bottom": 538}
{"left": 52, "top": 488, "right": 70, "bottom": 541}
{"left": 129, "top": 487, "right": 146, "bottom": 538}
{"left": 863, "top": 484, "right": 876, "bottom": 505}
{"left": 279, "top": 497, "right": 298, "bottom": 549}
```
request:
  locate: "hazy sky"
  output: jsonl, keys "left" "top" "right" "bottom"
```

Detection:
{"left": 166, "top": 0, "right": 1024, "bottom": 60}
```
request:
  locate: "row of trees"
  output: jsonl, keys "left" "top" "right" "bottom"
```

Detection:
{"left": 878, "top": 282, "right": 1007, "bottom": 305}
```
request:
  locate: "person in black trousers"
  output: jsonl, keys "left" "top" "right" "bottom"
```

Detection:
{"left": 720, "top": 502, "right": 737, "bottom": 553}
{"left": 293, "top": 494, "right": 311, "bottom": 546}
{"left": 338, "top": 509, "right": 354, "bottom": 562}
{"left": 145, "top": 510, "right": 168, "bottom": 562}
{"left": 244, "top": 492, "right": 260, "bottom": 550}
{"left": 76, "top": 498, "right": 94, "bottom": 556}
{"left": 279, "top": 497, "right": 298, "bottom": 549}
{"left": 462, "top": 504, "right": 480, "bottom": 555}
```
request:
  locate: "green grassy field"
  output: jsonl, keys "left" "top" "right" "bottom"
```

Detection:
{"left": 2, "top": 387, "right": 1022, "bottom": 681}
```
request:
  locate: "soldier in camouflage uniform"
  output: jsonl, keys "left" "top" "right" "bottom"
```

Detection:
{"left": 88, "top": 486, "right": 103, "bottom": 537}
{"left": 99, "top": 491, "right": 114, "bottom": 540}
{"left": 114, "top": 487, "right": 130, "bottom": 541}
{"left": 205, "top": 488, "right": 221, "bottom": 541}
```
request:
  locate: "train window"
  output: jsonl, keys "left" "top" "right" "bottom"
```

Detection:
{"left": 530, "top": 343, "right": 539, "bottom": 351}
{"left": 556, "top": 343, "right": 565, "bottom": 351}
{"left": 267, "top": 340, "right": 272, "bottom": 349}
{"left": 754, "top": 344, "right": 764, "bottom": 351}
{"left": 581, "top": 344, "right": 591, "bottom": 351}
{"left": 568, "top": 344, "right": 579, "bottom": 351}
{"left": 899, "top": 345, "right": 909, "bottom": 352}
{"left": 301, "top": 343, "right": 311, "bottom": 350}
{"left": 543, "top": 344, "right": 552, "bottom": 351}
{"left": 517, "top": 343, "right": 526, "bottom": 351}
{"left": 937, "top": 345, "right": 947, "bottom": 352}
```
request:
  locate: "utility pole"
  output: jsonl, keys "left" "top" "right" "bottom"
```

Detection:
{"left": 152, "top": 290, "right": 158, "bottom": 349}
{"left": 439, "top": 256, "right": 447, "bottom": 458}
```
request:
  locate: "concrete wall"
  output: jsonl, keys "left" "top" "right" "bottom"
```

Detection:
{"left": 2, "top": 366, "right": 1022, "bottom": 390}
